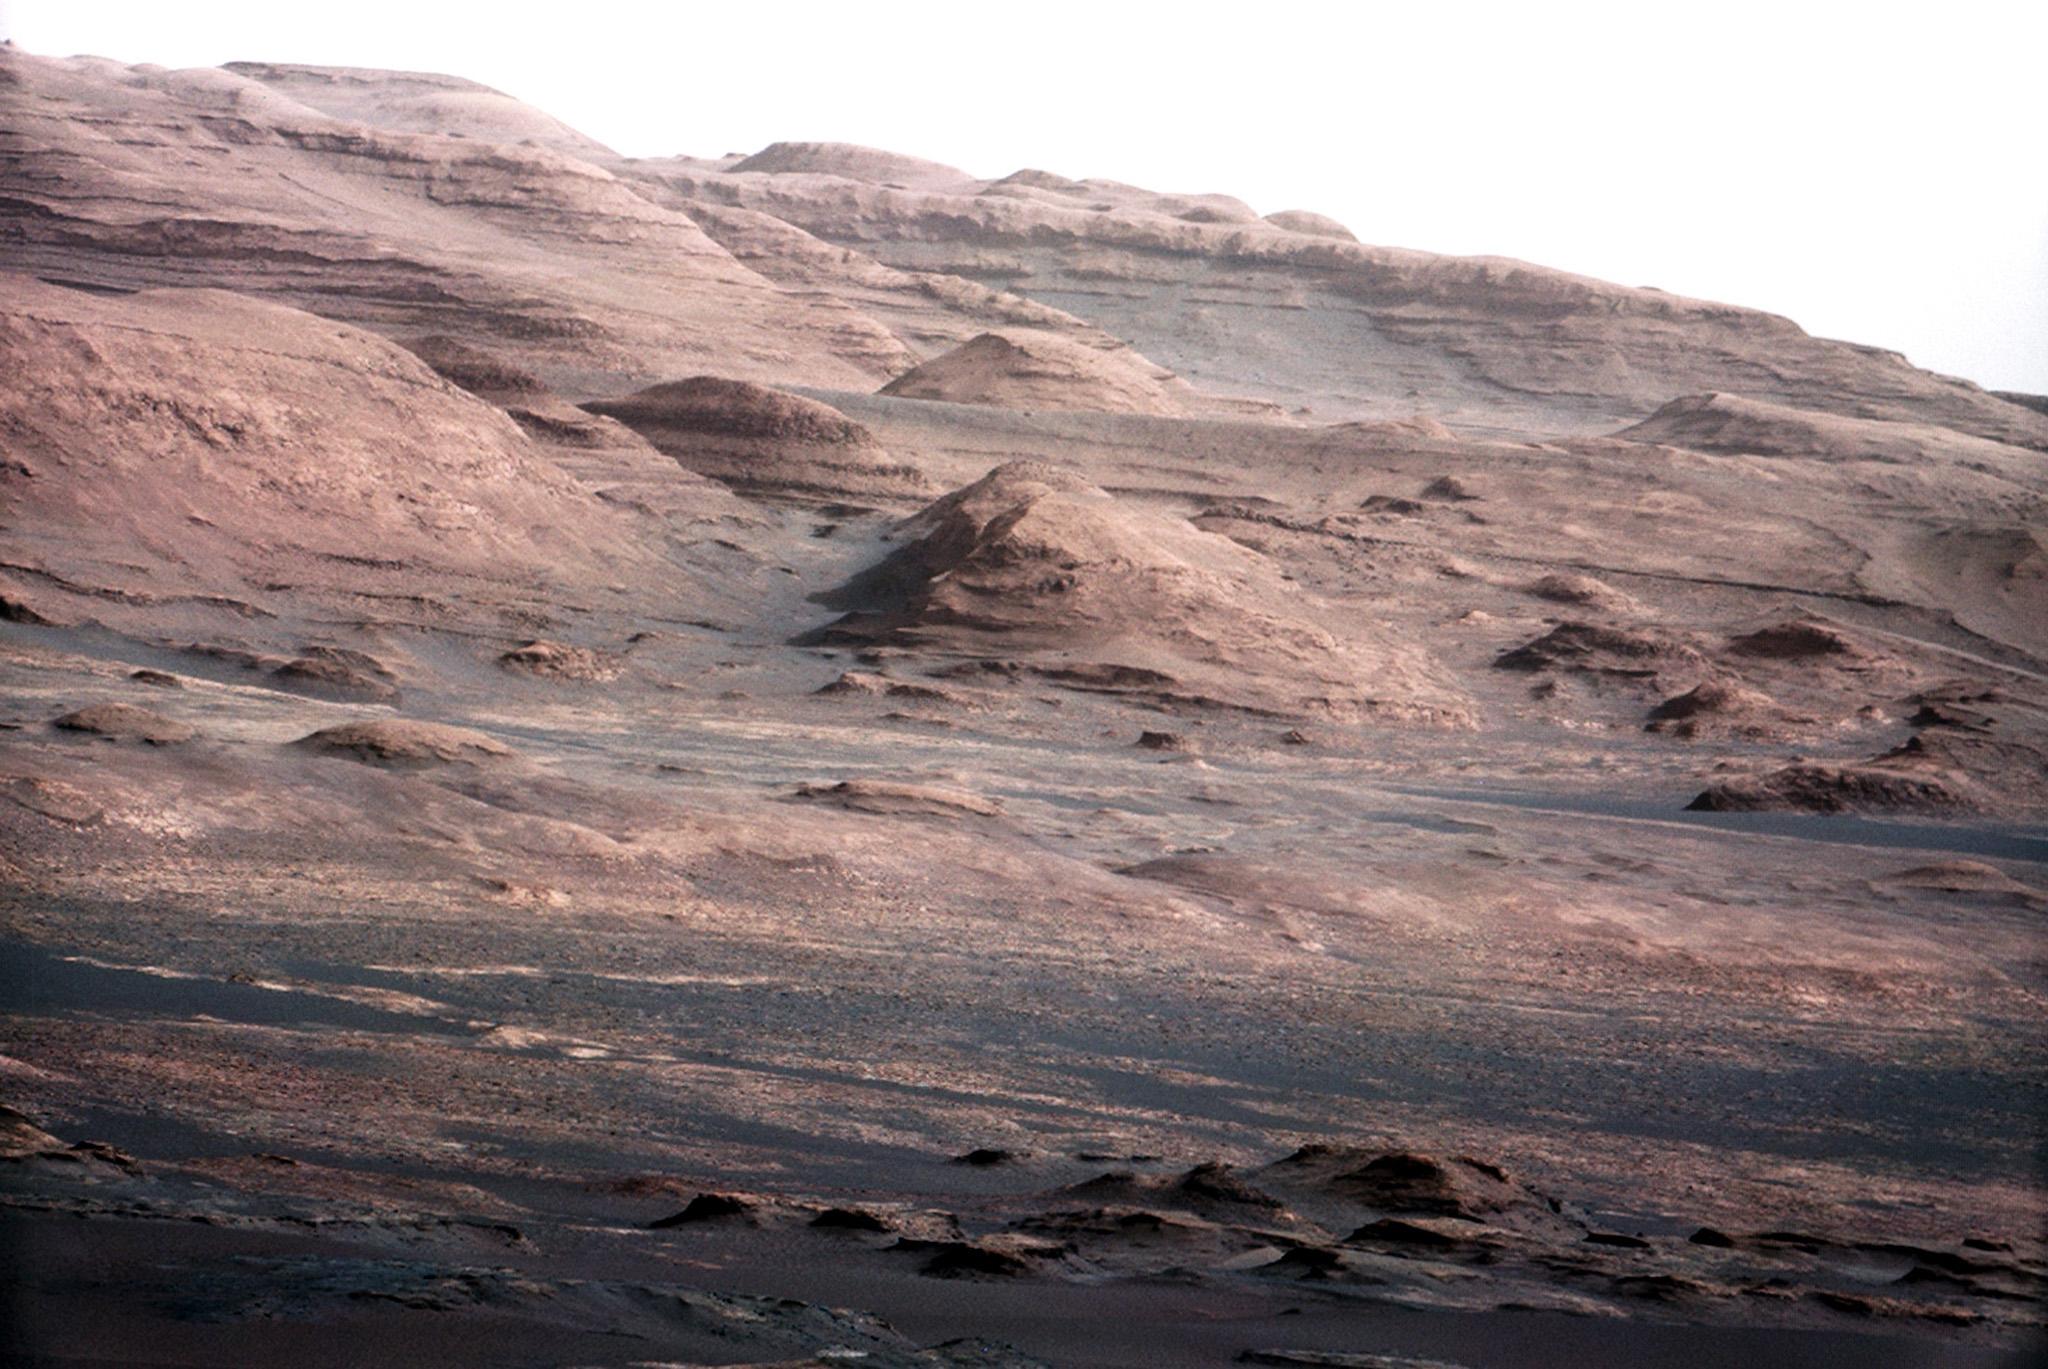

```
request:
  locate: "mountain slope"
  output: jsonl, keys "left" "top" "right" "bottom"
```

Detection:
{"left": 0, "top": 48, "right": 915, "bottom": 395}
{"left": 161, "top": 56, "right": 2047, "bottom": 448}
{"left": 631, "top": 150, "right": 2048, "bottom": 444}
{"left": 0, "top": 273, "right": 696, "bottom": 634}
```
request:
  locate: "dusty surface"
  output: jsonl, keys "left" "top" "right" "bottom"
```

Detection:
{"left": 1, "top": 43, "right": 2045, "bottom": 1369}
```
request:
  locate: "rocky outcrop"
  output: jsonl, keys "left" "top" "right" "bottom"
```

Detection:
{"left": 1616, "top": 392, "right": 2040, "bottom": 471}
{"left": 51, "top": 704, "right": 194, "bottom": 746}
{"left": 878, "top": 331, "right": 1194, "bottom": 416}
{"left": 586, "top": 376, "right": 934, "bottom": 500}
{"left": 220, "top": 61, "right": 622, "bottom": 160}
{"left": 293, "top": 720, "right": 518, "bottom": 769}
{"left": 1264, "top": 209, "right": 1357, "bottom": 240}
{"left": 806, "top": 461, "right": 1470, "bottom": 721}
{"left": 1686, "top": 761, "right": 1975, "bottom": 814}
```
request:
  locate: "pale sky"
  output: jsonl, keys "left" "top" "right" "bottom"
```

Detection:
{"left": 5, "top": 0, "right": 2044, "bottom": 392}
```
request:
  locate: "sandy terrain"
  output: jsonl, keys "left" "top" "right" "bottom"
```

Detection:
{"left": 1, "top": 44, "right": 2044, "bottom": 1369}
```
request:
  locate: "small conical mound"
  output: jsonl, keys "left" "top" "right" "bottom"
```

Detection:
{"left": 879, "top": 332, "right": 1193, "bottom": 417}
{"left": 728, "top": 141, "right": 974, "bottom": 190}
{"left": 806, "top": 462, "right": 1469, "bottom": 722}
{"left": 1264, "top": 209, "right": 1356, "bottom": 240}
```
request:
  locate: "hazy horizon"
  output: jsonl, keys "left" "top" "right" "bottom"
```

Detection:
{"left": 5, "top": 0, "right": 2043, "bottom": 392}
